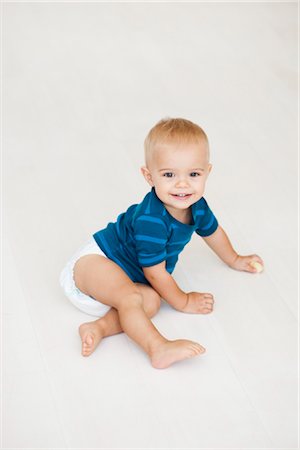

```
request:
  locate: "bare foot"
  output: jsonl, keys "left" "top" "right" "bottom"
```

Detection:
{"left": 150, "top": 339, "right": 205, "bottom": 369}
{"left": 79, "top": 321, "right": 105, "bottom": 356}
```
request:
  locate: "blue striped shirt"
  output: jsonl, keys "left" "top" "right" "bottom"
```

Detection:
{"left": 93, "top": 188, "right": 218, "bottom": 284}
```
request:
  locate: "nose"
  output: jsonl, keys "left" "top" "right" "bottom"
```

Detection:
{"left": 175, "top": 176, "right": 189, "bottom": 188}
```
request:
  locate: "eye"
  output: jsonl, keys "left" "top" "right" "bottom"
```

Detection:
{"left": 190, "top": 172, "right": 201, "bottom": 177}
{"left": 163, "top": 172, "right": 174, "bottom": 178}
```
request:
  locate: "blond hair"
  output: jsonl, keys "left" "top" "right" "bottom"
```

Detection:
{"left": 144, "top": 117, "right": 209, "bottom": 166}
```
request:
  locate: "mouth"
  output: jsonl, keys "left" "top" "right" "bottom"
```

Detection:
{"left": 171, "top": 193, "right": 192, "bottom": 200}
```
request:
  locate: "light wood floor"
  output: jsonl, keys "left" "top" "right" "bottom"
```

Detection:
{"left": 2, "top": 2, "right": 298, "bottom": 449}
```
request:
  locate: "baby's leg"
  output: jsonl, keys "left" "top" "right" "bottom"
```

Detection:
{"left": 79, "top": 284, "right": 161, "bottom": 356}
{"left": 74, "top": 255, "right": 205, "bottom": 368}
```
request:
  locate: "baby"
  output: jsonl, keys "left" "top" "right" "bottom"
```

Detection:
{"left": 60, "top": 118, "right": 264, "bottom": 369}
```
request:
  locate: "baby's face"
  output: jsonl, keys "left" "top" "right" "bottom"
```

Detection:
{"left": 142, "top": 140, "right": 211, "bottom": 214}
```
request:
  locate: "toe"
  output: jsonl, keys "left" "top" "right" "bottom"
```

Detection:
{"left": 86, "top": 334, "right": 94, "bottom": 346}
{"left": 82, "top": 333, "right": 94, "bottom": 356}
{"left": 193, "top": 343, "right": 204, "bottom": 354}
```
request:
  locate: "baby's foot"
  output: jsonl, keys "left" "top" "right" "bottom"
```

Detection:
{"left": 150, "top": 339, "right": 205, "bottom": 369}
{"left": 79, "top": 321, "right": 105, "bottom": 357}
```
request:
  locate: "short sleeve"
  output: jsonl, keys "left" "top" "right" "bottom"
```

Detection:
{"left": 133, "top": 214, "right": 168, "bottom": 267}
{"left": 195, "top": 198, "right": 218, "bottom": 237}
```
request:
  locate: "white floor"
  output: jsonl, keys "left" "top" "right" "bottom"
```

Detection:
{"left": 2, "top": 2, "right": 298, "bottom": 449}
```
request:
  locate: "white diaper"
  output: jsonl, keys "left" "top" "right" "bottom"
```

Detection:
{"left": 59, "top": 238, "right": 111, "bottom": 317}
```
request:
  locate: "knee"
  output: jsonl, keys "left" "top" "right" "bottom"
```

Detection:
{"left": 118, "top": 292, "right": 144, "bottom": 311}
{"left": 145, "top": 291, "right": 161, "bottom": 318}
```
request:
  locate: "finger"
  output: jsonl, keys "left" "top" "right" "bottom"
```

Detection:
{"left": 204, "top": 303, "right": 213, "bottom": 310}
{"left": 250, "top": 254, "right": 264, "bottom": 265}
{"left": 246, "top": 263, "right": 258, "bottom": 273}
{"left": 204, "top": 298, "right": 214, "bottom": 305}
{"left": 249, "top": 260, "right": 264, "bottom": 273}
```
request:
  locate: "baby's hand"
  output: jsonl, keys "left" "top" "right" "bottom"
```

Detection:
{"left": 181, "top": 292, "right": 214, "bottom": 314}
{"left": 230, "top": 254, "right": 264, "bottom": 273}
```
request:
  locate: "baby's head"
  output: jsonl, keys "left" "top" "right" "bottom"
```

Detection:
{"left": 141, "top": 118, "right": 212, "bottom": 213}
{"left": 144, "top": 117, "right": 210, "bottom": 168}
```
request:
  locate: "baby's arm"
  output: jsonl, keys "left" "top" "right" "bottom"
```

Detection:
{"left": 143, "top": 262, "right": 187, "bottom": 310}
{"left": 202, "top": 225, "right": 264, "bottom": 272}
{"left": 143, "top": 263, "right": 214, "bottom": 314}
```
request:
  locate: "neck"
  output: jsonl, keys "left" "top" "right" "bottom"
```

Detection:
{"left": 165, "top": 205, "right": 192, "bottom": 225}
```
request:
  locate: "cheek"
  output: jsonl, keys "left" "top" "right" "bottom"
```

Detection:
{"left": 153, "top": 175, "right": 167, "bottom": 185}
{"left": 192, "top": 179, "right": 206, "bottom": 192}
{"left": 158, "top": 179, "right": 174, "bottom": 189}
{"left": 197, "top": 176, "right": 207, "bottom": 185}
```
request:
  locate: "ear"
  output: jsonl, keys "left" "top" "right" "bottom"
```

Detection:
{"left": 140, "top": 166, "right": 154, "bottom": 186}
{"left": 204, "top": 164, "right": 212, "bottom": 181}
{"left": 206, "top": 164, "right": 212, "bottom": 177}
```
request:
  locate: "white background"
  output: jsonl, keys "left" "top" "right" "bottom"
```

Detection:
{"left": 2, "top": 2, "right": 298, "bottom": 449}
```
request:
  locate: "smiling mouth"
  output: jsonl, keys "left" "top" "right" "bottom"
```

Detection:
{"left": 171, "top": 193, "right": 192, "bottom": 200}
